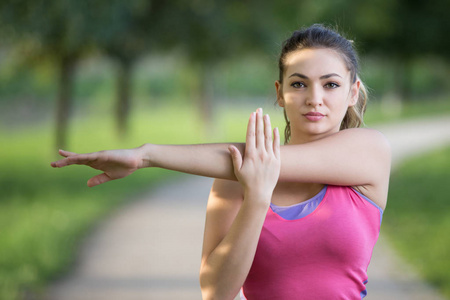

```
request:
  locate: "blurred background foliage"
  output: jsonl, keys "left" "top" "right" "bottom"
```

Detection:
{"left": 0, "top": 0, "right": 449, "bottom": 299}
{"left": 1, "top": 0, "right": 449, "bottom": 147}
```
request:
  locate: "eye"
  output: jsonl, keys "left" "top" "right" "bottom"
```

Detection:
{"left": 291, "top": 81, "right": 306, "bottom": 88}
{"left": 325, "top": 82, "right": 340, "bottom": 89}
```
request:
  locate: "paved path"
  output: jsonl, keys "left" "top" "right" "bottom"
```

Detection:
{"left": 46, "top": 115, "right": 450, "bottom": 300}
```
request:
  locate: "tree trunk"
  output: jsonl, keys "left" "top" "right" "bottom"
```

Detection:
{"left": 55, "top": 55, "right": 76, "bottom": 150}
{"left": 116, "top": 59, "right": 132, "bottom": 139}
{"left": 198, "top": 62, "right": 216, "bottom": 138}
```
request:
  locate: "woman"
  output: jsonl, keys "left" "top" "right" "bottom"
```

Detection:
{"left": 51, "top": 25, "right": 391, "bottom": 299}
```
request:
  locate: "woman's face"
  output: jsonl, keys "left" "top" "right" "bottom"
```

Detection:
{"left": 276, "top": 48, "right": 360, "bottom": 144}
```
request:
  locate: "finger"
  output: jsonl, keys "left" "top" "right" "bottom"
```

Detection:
{"left": 59, "top": 149, "right": 78, "bottom": 157}
{"left": 245, "top": 112, "right": 256, "bottom": 153}
{"left": 51, "top": 150, "right": 78, "bottom": 167}
{"left": 51, "top": 153, "right": 97, "bottom": 168}
{"left": 228, "top": 145, "right": 243, "bottom": 171}
{"left": 87, "top": 173, "right": 112, "bottom": 187}
{"left": 264, "top": 114, "right": 273, "bottom": 152}
{"left": 256, "top": 108, "right": 264, "bottom": 149}
{"left": 51, "top": 158, "right": 74, "bottom": 168}
{"left": 67, "top": 153, "right": 100, "bottom": 165}
{"left": 273, "top": 127, "right": 281, "bottom": 158}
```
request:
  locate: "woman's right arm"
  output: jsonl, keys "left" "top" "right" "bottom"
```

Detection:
{"left": 199, "top": 179, "right": 268, "bottom": 299}
{"left": 200, "top": 112, "right": 280, "bottom": 299}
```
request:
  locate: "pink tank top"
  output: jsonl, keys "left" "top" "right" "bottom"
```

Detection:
{"left": 241, "top": 185, "right": 383, "bottom": 299}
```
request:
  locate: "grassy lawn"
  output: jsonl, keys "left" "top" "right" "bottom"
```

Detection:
{"left": 363, "top": 97, "right": 450, "bottom": 126}
{"left": 384, "top": 145, "right": 450, "bottom": 298}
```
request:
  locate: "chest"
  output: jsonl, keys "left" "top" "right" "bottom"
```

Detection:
{"left": 257, "top": 188, "right": 381, "bottom": 267}
{"left": 270, "top": 182, "right": 325, "bottom": 206}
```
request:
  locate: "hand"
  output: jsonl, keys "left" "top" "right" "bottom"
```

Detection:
{"left": 228, "top": 108, "right": 281, "bottom": 201}
{"left": 50, "top": 147, "right": 145, "bottom": 187}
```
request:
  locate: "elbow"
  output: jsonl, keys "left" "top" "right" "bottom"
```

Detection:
{"left": 200, "top": 283, "right": 223, "bottom": 300}
{"left": 199, "top": 278, "right": 214, "bottom": 300}
{"left": 201, "top": 290, "right": 223, "bottom": 300}
{"left": 200, "top": 267, "right": 237, "bottom": 300}
{"left": 199, "top": 270, "right": 219, "bottom": 300}
{"left": 201, "top": 290, "right": 236, "bottom": 300}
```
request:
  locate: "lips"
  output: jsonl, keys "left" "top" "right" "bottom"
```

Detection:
{"left": 304, "top": 112, "right": 325, "bottom": 121}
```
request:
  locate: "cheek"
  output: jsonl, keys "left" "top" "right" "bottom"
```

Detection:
{"left": 278, "top": 92, "right": 295, "bottom": 107}
{"left": 328, "top": 90, "right": 350, "bottom": 106}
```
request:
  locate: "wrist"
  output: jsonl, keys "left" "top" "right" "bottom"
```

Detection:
{"left": 243, "top": 189, "right": 273, "bottom": 208}
{"left": 137, "top": 143, "right": 156, "bottom": 169}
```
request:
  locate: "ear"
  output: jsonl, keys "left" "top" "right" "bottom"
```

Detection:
{"left": 275, "top": 80, "right": 284, "bottom": 107}
{"left": 348, "top": 79, "right": 360, "bottom": 107}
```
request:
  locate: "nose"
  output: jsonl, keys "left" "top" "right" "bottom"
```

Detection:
{"left": 305, "top": 85, "right": 323, "bottom": 107}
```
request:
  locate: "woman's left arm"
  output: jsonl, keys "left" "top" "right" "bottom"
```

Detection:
{"left": 279, "top": 128, "right": 391, "bottom": 186}
{"left": 52, "top": 113, "right": 390, "bottom": 193}
{"left": 143, "top": 127, "right": 390, "bottom": 186}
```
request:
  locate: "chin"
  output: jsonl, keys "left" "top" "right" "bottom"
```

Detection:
{"left": 301, "top": 124, "right": 338, "bottom": 137}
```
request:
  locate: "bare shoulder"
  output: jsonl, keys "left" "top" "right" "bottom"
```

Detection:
{"left": 347, "top": 128, "right": 391, "bottom": 210}
{"left": 296, "top": 127, "right": 391, "bottom": 160}
{"left": 339, "top": 128, "right": 391, "bottom": 150}
{"left": 334, "top": 127, "right": 392, "bottom": 171}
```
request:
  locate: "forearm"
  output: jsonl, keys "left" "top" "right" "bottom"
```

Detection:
{"left": 140, "top": 128, "right": 390, "bottom": 187}
{"left": 200, "top": 193, "right": 269, "bottom": 300}
{"left": 140, "top": 143, "right": 243, "bottom": 180}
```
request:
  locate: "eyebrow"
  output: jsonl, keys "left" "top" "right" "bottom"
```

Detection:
{"left": 288, "top": 73, "right": 342, "bottom": 79}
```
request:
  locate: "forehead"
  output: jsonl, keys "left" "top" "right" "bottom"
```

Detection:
{"left": 283, "top": 48, "right": 349, "bottom": 79}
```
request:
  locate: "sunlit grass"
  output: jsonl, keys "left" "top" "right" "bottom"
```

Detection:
{"left": 384, "top": 146, "right": 450, "bottom": 298}
{"left": 363, "top": 97, "right": 450, "bottom": 126}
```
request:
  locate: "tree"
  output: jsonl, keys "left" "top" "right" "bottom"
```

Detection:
{"left": 158, "top": 0, "right": 279, "bottom": 135}
{"left": 0, "top": 0, "right": 97, "bottom": 149}
{"left": 88, "top": 0, "right": 173, "bottom": 138}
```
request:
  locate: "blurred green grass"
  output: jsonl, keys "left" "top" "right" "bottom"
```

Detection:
{"left": 384, "top": 145, "right": 450, "bottom": 298}
{"left": 363, "top": 96, "right": 450, "bottom": 126}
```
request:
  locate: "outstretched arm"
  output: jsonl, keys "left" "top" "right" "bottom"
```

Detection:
{"left": 51, "top": 148, "right": 146, "bottom": 187}
{"left": 143, "top": 127, "right": 390, "bottom": 186}
{"left": 50, "top": 143, "right": 241, "bottom": 187}
{"left": 51, "top": 109, "right": 390, "bottom": 191}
